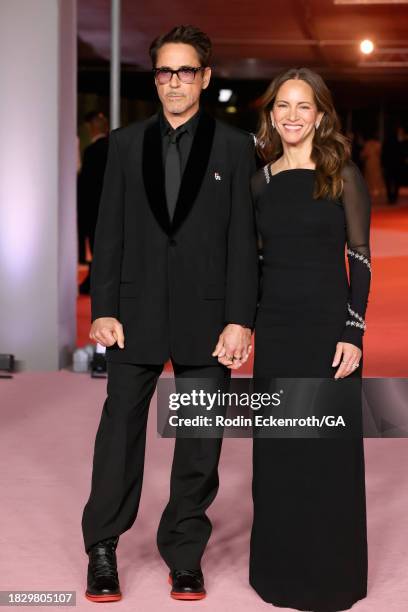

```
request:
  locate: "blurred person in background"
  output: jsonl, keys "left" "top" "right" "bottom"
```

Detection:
{"left": 381, "top": 122, "right": 405, "bottom": 205}
{"left": 77, "top": 111, "right": 109, "bottom": 292}
{"left": 348, "top": 129, "right": 364, "bottom": 171}
{"left": 361, "top": 130, "right": 386, "bottom": 204}
{"left": 398, "top": 125, "right": 408, "bottom": 186}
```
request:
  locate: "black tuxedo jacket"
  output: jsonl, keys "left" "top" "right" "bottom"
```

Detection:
{"left": 90, "top": 110, "right": 259, "bottom": 365}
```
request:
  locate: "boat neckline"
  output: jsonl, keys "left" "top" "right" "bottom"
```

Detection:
{"left": 269, "top": 167, "right": 316, "bottom": 178}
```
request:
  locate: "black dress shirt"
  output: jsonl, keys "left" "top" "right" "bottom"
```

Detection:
{"left": 160, "top": 108, "right": 200, "bottom": 174}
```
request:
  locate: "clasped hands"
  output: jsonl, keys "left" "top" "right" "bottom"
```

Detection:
{"left": 212, "top": 323, "right": 252, "bottom": 370}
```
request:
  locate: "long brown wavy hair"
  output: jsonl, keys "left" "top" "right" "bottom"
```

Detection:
{"left": 256, "top": 67, "right": 351, "bottom": 200}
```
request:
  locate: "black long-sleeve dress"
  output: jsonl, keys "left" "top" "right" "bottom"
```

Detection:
{"left": 250, "top": 162, "right": 371, "bottom": 612}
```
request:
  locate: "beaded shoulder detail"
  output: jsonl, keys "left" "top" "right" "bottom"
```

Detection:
{"left": 263, "top": 164, "right": 271, "bottom": 185}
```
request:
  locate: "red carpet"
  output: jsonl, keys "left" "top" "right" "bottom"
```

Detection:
{"left": 77, "top": 203, "right": 408, "bottom": 377}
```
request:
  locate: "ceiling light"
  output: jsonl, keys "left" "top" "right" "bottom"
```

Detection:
{"left": 360, "top": 39, "right": 375, "bottom": 54}
{"left": 219, "top": 89, "right": 233, "bottom": 103}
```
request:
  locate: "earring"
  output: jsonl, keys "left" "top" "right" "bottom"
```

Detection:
{"left": 315, "top": 122, "right": 319, "bottom": 130}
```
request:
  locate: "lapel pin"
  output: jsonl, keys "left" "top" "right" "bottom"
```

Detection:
{"left": 214, "top": 172, "right": 222, "bottom": 181}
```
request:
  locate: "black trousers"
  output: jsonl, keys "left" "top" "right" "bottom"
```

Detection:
{"left": 81, "top": 359, "right": 230, "bottom": 569}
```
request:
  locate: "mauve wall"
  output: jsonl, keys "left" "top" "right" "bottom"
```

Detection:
{"left": 0, "top": 0, "right": 77, "bottom": 370}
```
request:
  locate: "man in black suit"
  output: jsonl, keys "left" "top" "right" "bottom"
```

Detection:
{"left": 82, "top": 25, "right": 258, "bottom": 603}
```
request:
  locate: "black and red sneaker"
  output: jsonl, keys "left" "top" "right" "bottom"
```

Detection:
{"left": 85, "top": 536, "right": 122, "bottom": 602}
{"left": 168, "top": 569, "right": 206, "bottom": 600}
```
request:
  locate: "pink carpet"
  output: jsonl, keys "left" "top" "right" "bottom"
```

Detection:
{"left": 1, "top": 371, "right": 408, "bottom": 611}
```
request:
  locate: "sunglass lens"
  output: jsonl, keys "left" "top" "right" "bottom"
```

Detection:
{"left": 157, "top": 70, "right": 172, "bottom": 83}
{"left": 178, "top": 69, "right": 195, "bottom": 83}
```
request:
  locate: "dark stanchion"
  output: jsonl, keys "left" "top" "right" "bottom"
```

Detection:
{"left": 0, "top": 353, "right": 14, "bottom": 379}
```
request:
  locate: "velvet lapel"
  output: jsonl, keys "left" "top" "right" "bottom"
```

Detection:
{"left": 171, "top": 111, "right": 216, "bottom": 234}
{"left": 142, "top": 111, "right": 216, "bottom": 236}
{"left": 142, "top": 114, "right": 171, "bottom": 235}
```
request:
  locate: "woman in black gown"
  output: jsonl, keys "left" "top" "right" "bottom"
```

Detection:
{"left": 250, "top": 68, "right": 371, "bottom": 611}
